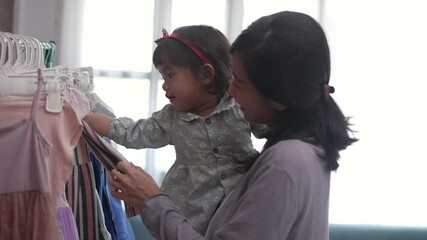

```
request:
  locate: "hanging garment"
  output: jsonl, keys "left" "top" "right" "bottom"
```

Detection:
{"left": 0, "top": 86, "right": 90, "bottom": 240}
{"left": 90, "top": 151, "right": 135, "bottom": 240}
{"left": 81, "top": 121, "right": 127, "bottom": 170}
{"left": 66, "top": 137, "right": 112, "bottom": 240}
{"left": 67, "top": 95, "right": 135, "bottom": 240}
{"left": 81, "top": 120, "right": 138, "bottom": 215}
{"left": 0, "top": 78, "right": 62, "bottom": 239}
{"left": 89, "top": 97, "right": 136, "bottom": 240}
{"left": 1, "top": 32, "right": 96, "bottom": 239}
{"left": 54, "top": 89, "right": 90, "bottom": 240}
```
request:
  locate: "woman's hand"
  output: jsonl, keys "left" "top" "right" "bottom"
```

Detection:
{"left": 109, "top": 161, "right": 161, "bottom": 207}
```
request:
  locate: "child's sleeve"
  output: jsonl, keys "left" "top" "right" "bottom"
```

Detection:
{"left": 107, "top": 105, "right": 175, "bottom": 149}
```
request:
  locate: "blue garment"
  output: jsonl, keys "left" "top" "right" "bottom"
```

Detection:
{"left": 106, "top": 175, "right": 135, "bottom": 240}
{"left": 91, "top": 152, "right": 117, "bottom": 240}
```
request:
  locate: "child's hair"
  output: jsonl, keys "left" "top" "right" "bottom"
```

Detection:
{"left": 231, "top": 11, "right": 358, "bottom": 171}
{"left": 153, "top": 25, "right": 232, "bottom": 96}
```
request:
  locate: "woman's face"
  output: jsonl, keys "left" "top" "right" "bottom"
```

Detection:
{"left": 228, "top": 53, "right": 285, "bottom": 126}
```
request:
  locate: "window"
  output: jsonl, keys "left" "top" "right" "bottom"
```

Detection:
{"left": 81, "top": 0, "right": 155, "bottom": 72}
{"left": 324, "top": 0, "right": 427, "bottom": 227}
{"left": 243, "top": 0, "right": 320, "bottom": 28}
{"left": 80, "top": 0, "right": 155, "bottom": 174}
{"left": 171, "top": 0, "right": 227, "bottom": 31}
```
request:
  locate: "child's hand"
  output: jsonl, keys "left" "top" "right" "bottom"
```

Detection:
{"left": 82, "top": 112, "right": 112, "bottom": 137}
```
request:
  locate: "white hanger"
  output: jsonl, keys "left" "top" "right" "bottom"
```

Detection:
{"left": 0, "top": 32, "right": 17, "bottom": 75}
{"left": 5, "top": 33, "right": 28, "bottom": 73}
{"left": 0, "top": 69, "right": 72, "bottom": 113}
{"left": 0, "top": 34, "right": 6, "bottom": 66}
{"left": 0, "top": 32, "right": 95, "bottom": 113}
{"left": 16, "top": 66, "right": 94, "bottom": 93}
{"left": 0, "top": 32, "right": 68, "bottom": 113}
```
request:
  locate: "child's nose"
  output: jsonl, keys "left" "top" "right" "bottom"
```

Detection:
{"left": 162, "top": 81, "right": 169, "bottom": 91}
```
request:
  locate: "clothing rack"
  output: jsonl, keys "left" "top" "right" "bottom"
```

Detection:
{"left": 0, "top": 31, "right": 135, "bottom": 240}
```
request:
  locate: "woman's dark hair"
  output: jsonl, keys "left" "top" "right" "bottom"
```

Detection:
{"left": 153, "top": 25, "right": 232, "bottom": 95}
{"left": 231, "top": 11, "right": 357, "bottom": 171}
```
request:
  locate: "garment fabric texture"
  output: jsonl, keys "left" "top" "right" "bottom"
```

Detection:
{"left": 108, "top": 93, "right": 267, "bottom": 234}
{"left": 81, "top": 121, "right": 136, "bottom": 240}
{"left": 66, "top": 138, "right": 112, "bottom": 240}
{"left": 0, "top": 79, "right": 61, "bottom": 239}
{"left": 92, "top": 98, "right": 138, "bottom": 240}
{"left": 142, "top": 139, "right": 331, "bottom": 240}
{"left": 57, "top": 207, "right": 81, "bottom": 240}
{"left": 91, "top": 153, "right": 117, "bottom": 240}
{"left": 104, "top": 173, "right": 136, "bottom": 240}
{"left": 53, "top": 89, "right": 90, "bottom": 240}
{"left": 0, "top": 83, "right": 89, "bottom": 239}
{"left": 67, "top": 92, "right": 135, "bottom": 240}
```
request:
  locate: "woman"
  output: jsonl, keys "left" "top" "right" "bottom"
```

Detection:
{"left": 109, "top": 11, "right": 357, "bottom": 240}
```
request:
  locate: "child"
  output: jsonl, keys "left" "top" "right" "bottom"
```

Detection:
{"left": 84, "top": 25, "right": 267, "bottom": 234}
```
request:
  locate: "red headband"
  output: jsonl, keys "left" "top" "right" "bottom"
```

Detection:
{"left": 155, "top": 28, "right": 213, "bottom": 65}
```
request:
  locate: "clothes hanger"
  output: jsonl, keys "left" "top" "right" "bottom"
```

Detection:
{"left": 1, "top": 32, "right": 94, "bottom": 113}
{"left": 33, "top": 36, "right": 48, "bottom": 70}
{"left": 16, "top": 35, "right": 29, "bottom": 69}
{"left": 0, "top": 32, "right": 70, "bottom": 113}
{"left": 0, "top": 33, "right": 6, "bottom": 66}
{"left": 42, "top": 41, "right": 51, "bottom": 67}
{"left": 2, "top": 70, "right": 72, "bottom": 113}
{"left": 0, "top": 32, "right": 18, "bottom": 75}
{"left": 17, "top": 66, "right": 94, "bottom": 94}
{"left": 5, "top": 33, "right": 28, "bottom": 73}
{"left": 3, "top": 32, "right": 92, "bottom": 92}
{"left": 0, "top": 38, "right": 7, "bottom": 85}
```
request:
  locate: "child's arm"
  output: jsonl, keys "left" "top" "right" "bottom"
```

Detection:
{"left": 83, "top": 112, "right": 113, "bottom": 137}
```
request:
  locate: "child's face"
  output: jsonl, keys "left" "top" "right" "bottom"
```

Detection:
{"left": 157, "top": 63, "right": 215, "bottom": 115}
{"left": 228, "top": 53, "right": 284, "bottom": 126}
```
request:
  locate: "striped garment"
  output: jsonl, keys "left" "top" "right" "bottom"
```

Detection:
{"left": 80, "top": 121, "right": 138, "bottom": 218}
{"left": 66, "top": 137, "right": 111, "bottom": 240}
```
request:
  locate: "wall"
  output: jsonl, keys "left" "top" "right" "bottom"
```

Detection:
{"left": 12, "top": 0, "right": 84, "bottom": 67}
{"left": 0, "top": 0, "right": 13, "bottom": 32}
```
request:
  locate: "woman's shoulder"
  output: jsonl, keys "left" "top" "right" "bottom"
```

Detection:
{"left": 265, "top": 139, "right": 317, "bottom": 152}
{"left": 259, "top": 140, "right": 324, "bottom": 172}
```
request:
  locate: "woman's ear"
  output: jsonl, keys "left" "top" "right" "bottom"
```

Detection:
{"left": 200, "top": 63, "right": 215, "bottom": 83}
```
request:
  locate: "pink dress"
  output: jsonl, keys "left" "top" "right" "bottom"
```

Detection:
{"left": 0, "top": 79, "right": 61, "bottom": 239}
{"left": 0, "top": 81, "right": 89, "bottom": 239}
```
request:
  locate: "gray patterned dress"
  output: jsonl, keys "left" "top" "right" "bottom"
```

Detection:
{"left": 107, "top": 93, "right": 267, "bottom": 234}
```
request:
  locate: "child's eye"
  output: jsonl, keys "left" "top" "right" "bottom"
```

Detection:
{"left": 163, "top": 73, "right": 174, "bottom": 80}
